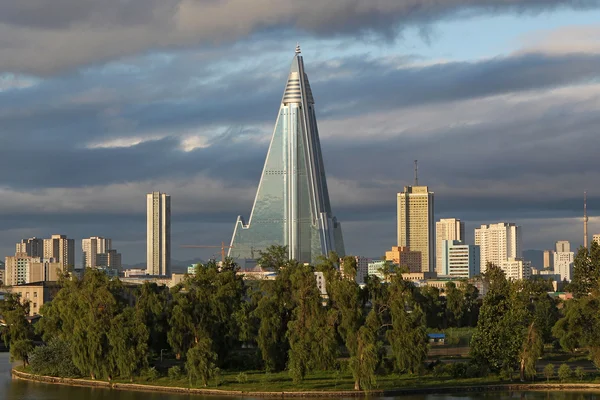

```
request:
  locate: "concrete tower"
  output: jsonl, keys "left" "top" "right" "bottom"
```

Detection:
{"left": 146, "top": 192, "right": 171, "bottom": 276}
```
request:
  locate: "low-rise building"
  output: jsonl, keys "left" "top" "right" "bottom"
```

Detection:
{"left": 367, "top": 260, "right": 392, "bottom": 281}
{"left": 385, "top": 246, "right": 422, "bottom": 272}
{"left": 441, "top": 240, "right": 480, "bottom": 278}
{"left": 8, "top": 281, "right": 60, "bottom": 316}
{"left": 500, "top": 258, "right": 532, "bottom": 280}
{"left": 123, "top": 268, "right": 148, "bottom": 278}
{"left": 400, "top": 272, "right": 437, "bottom": 282}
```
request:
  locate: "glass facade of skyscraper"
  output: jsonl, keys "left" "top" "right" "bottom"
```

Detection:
{"left": 229, "top": 47, "right": 345, "bottom": 264}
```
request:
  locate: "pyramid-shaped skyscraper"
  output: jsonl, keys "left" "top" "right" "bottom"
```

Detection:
{"left": 229, "top": 46, "right": 345, "bottom": 264}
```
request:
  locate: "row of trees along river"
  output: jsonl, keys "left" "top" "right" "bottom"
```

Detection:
{"left": 1, "top": 243, "right": 600, "bottom": 391}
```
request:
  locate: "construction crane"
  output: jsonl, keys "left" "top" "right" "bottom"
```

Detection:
{"left": 180, "top": 242, "right": 233, "bottom": 263}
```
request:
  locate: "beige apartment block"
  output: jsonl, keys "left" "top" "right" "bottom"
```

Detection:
{"left": 385, "top": 246, "right": 423, "bottom": 272}
{"left": 5, "top": 253, "right": 63, "bottom": 286}
{"left": 543, "top": 249, "right": 554, "bottom": 269}
{"left": 43, "top": 234, "right": 75, "bottom": 269}
{"left": 435, "top": 218, "right": 465, "bottom": 274}
{"left": 397, "top": 186, "right": 435, "bottom": 272}
{"left": 5, "top": 253, "right": 35, "bottom": 286}
{"left": 594, "top": 234, "right": 600, "bottom": 246}
{"left": 29, "top": 261, "right": 63, "bottom": 282}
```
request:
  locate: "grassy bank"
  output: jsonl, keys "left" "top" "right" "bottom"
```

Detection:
{"left": 16, "top": 365, "right": 600, "bottom": 393}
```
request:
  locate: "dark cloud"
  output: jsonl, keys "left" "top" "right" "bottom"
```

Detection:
{"left": 2, "top": 49, "right": 600, "bottom": 155}
{"left": 1, "top": 0, "right": 599, "bottom": 74}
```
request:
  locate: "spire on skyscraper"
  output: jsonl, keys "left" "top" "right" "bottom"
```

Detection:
{"left": 584, "top": 190, "right": 589, "bottom": 249}
{"left": 229, "top": 47, "right": 345, "bottom": 263}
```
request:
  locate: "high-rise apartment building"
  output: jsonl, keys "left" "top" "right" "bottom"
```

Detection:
{"left": 593, "top": 234, "right": 600, "bottom": 246}
{"left": 435, "top": 218, "right": 465, "bottom": 274}
{"left": 553, "top": 240, "right": 574, "bottom": 282}
{"left": 43, "top": 235, "right": 75, "bottom": 269}
{"left": 96, "top": 249, "right": 122, "bottom": 270}
{"left": 82, "top": 237, "right": 121, "bottom": 269}
{"left": 441, "top": 240, "right": 480, "bottom": 278}
{"left": 397, "top": 186, "right": 435, "bottom": 272}
{"left": 147, "top": 192, "right": 171, "bottom": 276}
{"left": 385, "top": 246, "right": 422, "bottom": 273}
{"left": 475, "top": 223, "right": 521, "bottom": 274}
{"left": 15, "top": 237, "right": 44, "bottom": 258}
{"left": 229, "top": 46, "right": 345, "bottom": 263}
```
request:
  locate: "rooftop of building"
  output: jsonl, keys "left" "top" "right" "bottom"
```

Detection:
{"left": 10, "top": 281, "right": 60, "bottom": 288}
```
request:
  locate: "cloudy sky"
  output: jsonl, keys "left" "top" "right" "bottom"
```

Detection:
{"left": 1, "top": 0, "right": 600, "bottom": 266}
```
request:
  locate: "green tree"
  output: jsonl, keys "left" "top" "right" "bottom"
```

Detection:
{"left": 570, "top": 242, "right": 600, "bottom": 297}
{"left": 0, "top": 293, "right": 34, "bottom": 365}
{"left": 553, "top": 290, "right": 600, "bottom": 368}
{"left": 168, "top": 258, "right": 245, "bottom": 364}
{"left": 519, "top": 322, "right": 543, "bottom": 381}
{"left": 135, "top": 282, "right": 169, "bottom": 355}
{"left": 29, "top": 338, "right": 80, "bottom": 377}
{"left": 287, "top": 263, "right": 337, "bottom": 382}
{"left": 107, "top": 308, "right": 149, "bottom": 380}
{"left": 257, "top": 245, "right": 290, "bottom": 272}
{"left": 253, "top": 260, "right": 295, "bottom": 371}
{"left": 416, "top": 285, "right": 444, "bottom": 329}
{"left": 543, "top": 363, "right": 555, "bottom": 382}
{"left": 558, "top": 364, "right": 572, "bottom": 382}
{"left": 471, "top": 265, "right": 527, "bottom": 371}
{"left": 445, "top": 282, "right": 465, "bottom": 327}
{"left": 349, "top": 310, "right": 381, "bottom": 390}
{"left": 575, "top": 366, "right": 586, "bottom": 381}
{"left": 35, "top": 269, "right": 128, "bottom": 379}
{"left": 186, "top": 337, "right": 218, "bottom": 387}
{"left": 386, "top": 275, "right": 428, "bottom": 374}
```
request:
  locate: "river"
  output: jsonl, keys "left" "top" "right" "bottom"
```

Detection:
{"left": 1, "top": 353, "right": 600, "bottom": 400}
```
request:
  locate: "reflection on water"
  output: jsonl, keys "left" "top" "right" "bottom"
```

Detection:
{"left": 1, "top": 352, "right": 599, "bottom": 400}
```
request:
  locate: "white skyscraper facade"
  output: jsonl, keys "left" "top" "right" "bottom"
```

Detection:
{"left": 147, "top": 192, "right": 171, "bottom": 276}
{"left": 553, "top": 240, "right": 574, "bottom": 282}
{"left": 475, "top": 223, "right": 522, "bottom": 274}
{"left": 435, "top": 218, "right": 465, "bottom": 274}
{"left": 441, "top": 240, "right": 480, "bottom": 278}
{"left": 82, "top": 237, "right": 111, "bottom": 268}
{"left": 82, "top": 237, "right": 121, "bottom": 270}
{"left": 397, "top": 186, "right": 435, "bottom": 272}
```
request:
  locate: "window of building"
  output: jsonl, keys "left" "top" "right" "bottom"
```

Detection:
{"left": 33, "top": 292, "right": 38, "bottom": 298}
{"left": 33, "top": 303, "right": 37, "bottom": 308}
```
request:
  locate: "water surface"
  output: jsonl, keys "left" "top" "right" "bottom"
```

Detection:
{"left": 1, "top": 353, "right": 599, "bottom": 400}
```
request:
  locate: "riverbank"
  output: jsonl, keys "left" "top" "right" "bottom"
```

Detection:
{"left": 12, "top": 369, "right": 600, "bottom": 398}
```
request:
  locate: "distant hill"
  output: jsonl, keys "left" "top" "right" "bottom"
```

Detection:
{"left": 523, "top": 249, "right": 543, "bottom": 270}
{"left": 123, "top": 258, "right": 205, "bottom": 274}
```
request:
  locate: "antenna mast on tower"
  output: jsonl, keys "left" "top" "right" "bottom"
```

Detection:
{"left": 584, "top": 191, "right": 589, "bottom": 249}
{"left": 414, "top": 160, "right": 419, "bottom": 186}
